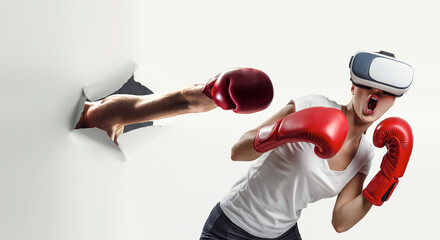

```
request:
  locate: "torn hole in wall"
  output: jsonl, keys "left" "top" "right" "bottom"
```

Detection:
{"left": 73, "top": 74, "right": 155, "bottom": 148}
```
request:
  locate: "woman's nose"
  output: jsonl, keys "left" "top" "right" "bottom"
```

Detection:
{"left": 371, "top": 88, "right": 383, "bottom": 94}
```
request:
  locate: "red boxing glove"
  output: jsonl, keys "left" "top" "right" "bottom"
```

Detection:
{"left": 202, "top": 68, "right": 273, "bottom": 114}
{"left": 362, "top": 117, "right": 414, "bottom": 206}
{"left": 253, "top": 107, "right": 348, "bottom": 159}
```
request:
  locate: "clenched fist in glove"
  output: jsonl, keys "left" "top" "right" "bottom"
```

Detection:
{"left": 363, "top": 117, "right": 414, "bottom": 206}
{"left": 253, "top": 107, "right": 349, "bottom": 159}
{"left": 202, "top": 68, "right": 273, "bottom": 114}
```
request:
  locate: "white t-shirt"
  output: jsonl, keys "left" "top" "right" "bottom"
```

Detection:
{"left": 219, "top": 94, "right": 374, "bottom": 238}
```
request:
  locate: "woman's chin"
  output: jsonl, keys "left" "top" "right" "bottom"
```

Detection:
{"left": 354, "top": 109, "right": 376, "bottom": 124}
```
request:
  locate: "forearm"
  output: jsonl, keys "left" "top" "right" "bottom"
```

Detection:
{"left": 230, "top": 130, "right": 262, "bottom": 161}
{"left": 76, "top": 85, "right": 216, "bottom": 146}
{"left": 230, "top": 103, "right": 296, "bottom": 161}
{"left": 99, "top": 84, "right": 216, "bottom": 126}
{"left": 332, "top": 194, "right": 372, "bottom": 233}
{"left": 96, "top": 94, "right": 159, "bottom": 126}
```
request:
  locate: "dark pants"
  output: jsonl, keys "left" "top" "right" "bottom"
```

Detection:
{"left": 200, "top": 203, "right": 302, "bottom": 240}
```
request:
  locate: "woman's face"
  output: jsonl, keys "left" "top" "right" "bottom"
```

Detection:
{"left": 351, "top": 85, "right": 396, "bottom": 124}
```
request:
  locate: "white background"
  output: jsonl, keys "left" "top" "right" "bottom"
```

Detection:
{"left": 1, "top": 0, "right": 438, "bottom": 239}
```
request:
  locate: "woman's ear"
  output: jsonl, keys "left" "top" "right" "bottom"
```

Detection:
{"left": 351, "top": 84, "right": 355, "bottom": 95}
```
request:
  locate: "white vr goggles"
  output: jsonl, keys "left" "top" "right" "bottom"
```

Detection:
{"left": 349, "top": 51, "right": 414, "bottom": 97}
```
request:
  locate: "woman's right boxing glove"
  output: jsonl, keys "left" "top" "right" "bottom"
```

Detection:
{"left": 253, "top": 107, "right": 348, "bottom": 159}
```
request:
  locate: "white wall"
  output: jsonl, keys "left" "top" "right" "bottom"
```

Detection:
{"left": 1, "top": 0, "right": 438, "bottom": 239}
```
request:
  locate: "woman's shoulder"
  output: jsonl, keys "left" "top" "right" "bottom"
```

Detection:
{"left": 293, "top": 94, "right": 340, "bottom": 111}
{"left": 353, "top": 135, "right": 375, "bottom": 175}
{"left": 358, "top": 134, "right": 375, "bottom": 160}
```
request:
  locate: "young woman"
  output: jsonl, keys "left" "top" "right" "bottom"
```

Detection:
{"left": 75, "top": 51, "right": 413, "bottom": 239}
{"left": 199, "top": 50, "right": 414, "bottom": 239}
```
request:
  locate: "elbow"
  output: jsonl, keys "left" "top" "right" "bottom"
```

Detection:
{"left": 230, "top": 144, "right": 259, "bottom": 162}
{"left": 331, "top": 220, "right": 349, "bottom": 233}
{"left": 230, "top": 145, "right": 242, "bottom": 161}
{"left": 230, "top": 131, "right": 260, "bottom": 161}
{"left": 230, "top": 154, "right": 239, "bottom": 161}
{"left": 333, "top": 226, "right": 347, "bottom": 234}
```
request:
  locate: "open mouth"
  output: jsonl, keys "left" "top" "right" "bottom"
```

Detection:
{"left": 365, "top": 94, "right": 379, "bottom": 115}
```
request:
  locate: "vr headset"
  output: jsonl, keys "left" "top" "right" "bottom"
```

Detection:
{"left": 349, "top": 51, "right": 414, "bottom": 97}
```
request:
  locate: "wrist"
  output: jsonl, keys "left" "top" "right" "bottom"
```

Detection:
{"left": 253, "top": 120, "right": 282, "bottom": 153}
{"left": 363, "top": 171, "right": 398, "bottom": 206}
